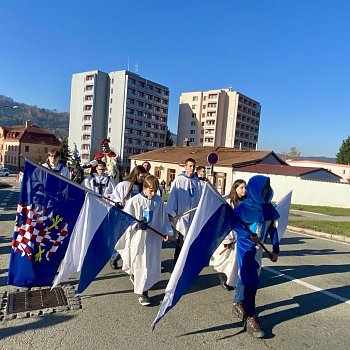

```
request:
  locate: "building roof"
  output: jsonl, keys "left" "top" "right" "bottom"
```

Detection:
{"left": 1, "top": 124, "right": 60, "bottom": 145}
{"left": 287, "top": 160, "right": 350, "bottom": 169}
{"left": 234, "top": 163, "right": 342, "bottom": 179}
{"left": 129, "top": 146, "right": 287, "bottom": 167}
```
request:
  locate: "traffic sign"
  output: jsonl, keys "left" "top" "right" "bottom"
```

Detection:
{"left": 207, "top": 152, "right": 218, "bottom": 165}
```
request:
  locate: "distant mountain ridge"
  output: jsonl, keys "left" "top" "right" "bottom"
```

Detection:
{"left": 298, "top": 156, "right": 337, "bottom": 163}
{"left": 0, "top": 95, "right": 69, "bottom": 139}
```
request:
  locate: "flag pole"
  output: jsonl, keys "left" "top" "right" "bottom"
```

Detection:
{"left": 103, "top": 196, "right": 168, "bottom": 240}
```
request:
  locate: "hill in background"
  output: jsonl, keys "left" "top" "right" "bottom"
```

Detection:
{"left": 0, "top": 95, "right": 69, "bottom": 139}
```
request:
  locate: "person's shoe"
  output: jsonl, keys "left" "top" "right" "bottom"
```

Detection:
{"left": 109, "top": 259, "right": 119, "bottom": 270}
{"left": 245, "top": 316, "right": 265, "bottom": 338}
{"left": 221, "top": 282, "right": 235, "bottom": 291}
{"left": 138, "top": 294, "right": 151, "bottom": 306}
{"left": 232, "top": 302, "right": 246, "bottom": 320}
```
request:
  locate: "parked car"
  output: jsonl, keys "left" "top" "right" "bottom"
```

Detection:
{"left": 0, "top": 168, "right": 10, "bottom": 176}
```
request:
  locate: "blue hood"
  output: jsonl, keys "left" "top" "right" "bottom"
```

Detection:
{"left": 234, "top": 175, "right": 279, "bottom": 224}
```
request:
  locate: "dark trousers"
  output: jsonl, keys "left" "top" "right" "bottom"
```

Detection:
{"left": 243, "top": 286, "right": 257, "bottom": 317}
{"left": 173, "top": 233, "right": 184, "bottom": 265}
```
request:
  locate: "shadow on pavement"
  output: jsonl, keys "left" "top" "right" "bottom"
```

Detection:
{"left": 0, "top": 314, "right": 74, "bottom": 341}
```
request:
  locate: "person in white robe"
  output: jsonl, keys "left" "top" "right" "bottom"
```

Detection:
{"left": 42, "top": 149, "right": 70, "bottom": 178}
{"left": 166, "top": 158, "right": 203, "bottom": 265}
{"left": 116, "top": 175, "right": 172, "bottom": 306}
{"left": 81, "top": 160, "right": 116, "bottom": 197}
{"left": 210, "top": 179, "right": 247, "bottom": 290}
{"left": 109, "top": 165, "right": 148, "bottom": 269}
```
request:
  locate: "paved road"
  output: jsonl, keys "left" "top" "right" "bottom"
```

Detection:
{"left": 1, "top": 184, "right": 350, "bottom": 350}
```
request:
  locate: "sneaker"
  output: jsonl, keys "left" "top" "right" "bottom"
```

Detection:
{"left": 138, "top": 294, "right": 151, "bottom": 306}
{"left": 109, "top": 259, "right": 119, "bottom": 270}
{"left": 245, "top": 316, "right": 265, "bottom": 338}
{"left": 223, "top": 283, "right": 235, "bottom": 291}
{"left": 232, "top": 302, "right": 245, "bottom": 320}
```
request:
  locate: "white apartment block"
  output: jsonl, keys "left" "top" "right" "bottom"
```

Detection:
{"left": 69, "top": 70, "right": 169, "bottom": 165}
{"left": 177, "top": 88, "right": 261, "bottom": 150}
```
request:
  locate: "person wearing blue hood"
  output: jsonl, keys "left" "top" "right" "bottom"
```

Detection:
{"left": 232, "top": 175, "right": 280, "bottom": 338}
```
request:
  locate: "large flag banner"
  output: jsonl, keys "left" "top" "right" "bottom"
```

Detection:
{"left": 274, "top": 191, "right": 293, "bottom": 241}
{"left": 7, "top": 160, "right": 86, "bottom": 287}
{"left": 52, "top": 192, "right": 135, "bottom": 294}
{"left": 152, "top": 183, "right": 243, "bottom": 330}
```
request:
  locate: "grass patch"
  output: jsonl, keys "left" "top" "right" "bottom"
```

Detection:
{"left": 288, "top": 220, "right": 350, "bottom": 237}
{"left": 290, "top": 204, "right": 350, "bottom": 216}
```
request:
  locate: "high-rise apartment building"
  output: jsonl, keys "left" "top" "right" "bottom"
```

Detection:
{"left": 177, "top": 88, "right": 261, "bottom": 150}
{"left": 69, "top": 70, "right": 169, "bottom": 165}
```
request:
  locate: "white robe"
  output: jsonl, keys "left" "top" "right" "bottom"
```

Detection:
{"left": 209, "top": 199, "right": 238, "bottom": 287}
{"left": 42, "top": 162, "right": 70, "bottom": 178}
{"left": 81, "top": 173, "right": 116, "bottom": 197}
{"left": 110, "top": 181, "right": 142, "bottom": 207}
{"left": 116, "top": 193, "right": 173, "bottom": 295}
{"left": 166, "top": 174, "right": 203, "bottom": 237}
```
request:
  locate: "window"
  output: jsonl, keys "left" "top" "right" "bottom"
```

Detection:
{"left": 192, "top": 113, "right": 196, "bottom": 118}
{"left": 190, "top": 129, "right": 195, "bottom": 134}
{"left": 192, "top": 105, "right": 196, "bottom": 109}
{"left": 25, "top": 146, "right": 29, "bottom": 152}
{"left": 191, "top": 121, "right": 196, "bottom": 126}
{"left": 192, "top": 96, "right": 198, "bottom": 101}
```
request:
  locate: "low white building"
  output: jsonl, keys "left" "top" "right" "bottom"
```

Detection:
{"left": 287, "top": 160, "right": 350, "bottom": 183}
{"left": 129, "top": 146, "right": 350, "bottom": 208}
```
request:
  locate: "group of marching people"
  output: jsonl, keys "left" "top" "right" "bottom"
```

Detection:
{"left": 43, "top": 148, "right": 280, "bottom": 339}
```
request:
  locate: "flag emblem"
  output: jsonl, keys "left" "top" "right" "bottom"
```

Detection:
{"left": 12, "top": 203, "right": 70, "bottom": 261}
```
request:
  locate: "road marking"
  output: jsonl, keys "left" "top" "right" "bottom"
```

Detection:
{"left": 263, "top": 265, "right": 350, "bottom": 305}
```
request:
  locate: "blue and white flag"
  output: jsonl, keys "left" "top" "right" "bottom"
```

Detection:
{"left": 152, "top": 183, "right": 243, "bottom": 330}
{"left": 52, "top": 192, "right": 135, "bottom": 294}
{"left": 274, "top": 191, "right": 292, "bottom": 241}
{"left": 7, "top": 160, "right": 86, "bottom": 287}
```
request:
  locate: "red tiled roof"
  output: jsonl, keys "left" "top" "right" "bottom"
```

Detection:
{"left": 129, "top": 146, "right": 287, "bottom": 166}
{"left": 1, "top": 125, "right": 60, "bottom": 145}
{"left": 233, "top": 163, "right": 341, "bottom": 178}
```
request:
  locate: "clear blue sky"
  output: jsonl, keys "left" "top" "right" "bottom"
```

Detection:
{"left": 1, "top": 0, "right": 349, "bottom": 157}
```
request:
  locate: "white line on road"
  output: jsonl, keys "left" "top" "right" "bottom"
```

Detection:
{"left": 263, "top": 265, "right": 350, "bottom": 305}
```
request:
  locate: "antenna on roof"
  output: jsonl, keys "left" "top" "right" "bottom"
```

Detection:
{"left": 134, "top": 63, "right": 139, "bottom": 74}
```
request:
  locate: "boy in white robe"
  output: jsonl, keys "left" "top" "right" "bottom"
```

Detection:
{"left": 81, "top": 160, "right": 116, "bottom": 197}
{"left": 42, "top": 149, "right": 70, "bottom": 178}
{"left": 166, "top": 158, "right": 203, "bottom": 265}
{"left": 117, "top": 175, "right": 172, "bottom": 306}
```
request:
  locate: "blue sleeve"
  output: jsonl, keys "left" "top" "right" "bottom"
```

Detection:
{"left": 267, "top": 221, "right": 280, "bottom": 254}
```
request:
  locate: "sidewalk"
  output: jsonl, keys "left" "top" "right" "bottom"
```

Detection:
{"left": 287, "top": 225, "right": 350, "bottom": 244}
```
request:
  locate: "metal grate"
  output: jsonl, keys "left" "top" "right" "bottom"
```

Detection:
{"left": 6, "top": 287, "right": 68, "bottom": 314}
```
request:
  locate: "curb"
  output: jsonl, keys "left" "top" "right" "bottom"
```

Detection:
{"left": 287, "top": 225, "right": 350, "bottom": 244}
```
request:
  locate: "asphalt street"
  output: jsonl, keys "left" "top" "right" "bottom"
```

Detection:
{"left": 1, "top": 178, "right": 350, "bottom": 350}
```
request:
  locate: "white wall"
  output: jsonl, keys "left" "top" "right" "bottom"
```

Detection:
{"left": 233, "top": 171, "right": 350, "bottom": 208}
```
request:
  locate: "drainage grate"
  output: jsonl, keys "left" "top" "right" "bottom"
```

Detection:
{"left": 6, "top": 287, "right": 68, "bottom": 314}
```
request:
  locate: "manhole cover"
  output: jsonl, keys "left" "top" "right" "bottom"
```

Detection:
{"left": 6, "top": 287, "right": 68, "bottom": 314}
